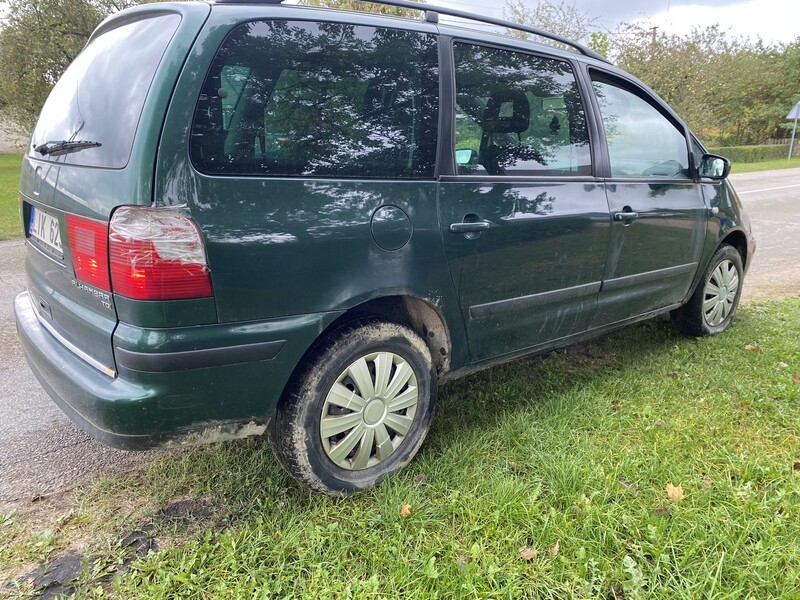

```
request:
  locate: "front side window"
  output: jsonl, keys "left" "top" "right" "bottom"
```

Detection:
{"left": 191, "top": 21, "right": 439, "bottom": 179}
{"left": 453, "top": 43, "right": 591, "bottom": 176}
{"left": 592, "top": 77, "right": 690, "bottom": 179}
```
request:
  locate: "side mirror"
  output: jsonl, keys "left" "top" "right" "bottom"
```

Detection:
{"left": 455, "top": 148, "right": 478, "bottom": 166}
{"left": 698, "top": 153, "right": 731, "bottom": 180}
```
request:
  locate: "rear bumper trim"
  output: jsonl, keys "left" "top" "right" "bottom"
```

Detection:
{"left": 114, "top": 339, "right": 285, "bottom": 372}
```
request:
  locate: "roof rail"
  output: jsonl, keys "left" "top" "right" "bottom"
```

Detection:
{"left": 213, "top": 0, "right": 610, "bottom": 63}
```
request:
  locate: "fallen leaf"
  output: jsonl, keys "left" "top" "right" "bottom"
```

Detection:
{"left": 611, "top": 400, "right": 622, "bottom": 410}
{"left": 456, "top": 556, "right": 473, "bottom": 569}
{"left": 793, "top": 373, "right": 800, "bottom": 385}
{"left": 666, "top": 483, "right": 684, "bottom": 502}
{"left": 414, "top": 474, "right": 428, "bottom": 485}
{"left": 744, "top": 344, "right": 761, "bottom": 352}
{"left": 702, "top": 476, "right": 713, "bottom": 488}
{"left": 652, "top": 506, "right": 669, "bottom": 517}
{"left": 793, "top": 462, "right": 800, "bottom": 472}
{"left": 549, "top": 540, "right": 560, "bottom": 557}
{"left": 400, "top": 504, "right": 412, "bottom": 518}
{"left": 342, "top": 549, "right": 349, "bottom": 560}
{"left": 776, "top": 506, "right": 785, "bottom": 516}
{"left": 518, "top": 548, "right": 538, "bottom": 561}
{"left": 573, "top": 505, "right": 584, "bottom": 516}
{"left": 777, "top": 362, "right": 789, "bottom": 369}
{"left": 738, "top": 401, "right": 749, "bottom": 409}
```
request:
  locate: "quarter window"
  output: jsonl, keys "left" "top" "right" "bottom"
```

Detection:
{"left": 191, "top": 21, "right": 439, "bottom": 179}
{"left": 453, "top": 43, "right": 591, "bottom": 176}
{"left": 592, "top": 77, "right": 690, "bottom": 179}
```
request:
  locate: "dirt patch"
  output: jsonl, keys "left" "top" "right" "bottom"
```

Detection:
{"left": 3, "top": 496, "right": 222, "bottom": 598}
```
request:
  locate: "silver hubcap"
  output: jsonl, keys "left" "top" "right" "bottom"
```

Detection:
{"left": 320, "top": 352, "right": 418, "bottom": 471}
{"left": 703, "top": 259, "right": 739, "bottom": 327}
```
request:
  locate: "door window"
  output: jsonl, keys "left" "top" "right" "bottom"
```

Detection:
{"left": 592, "top": 77, "right": 690, "bottom": 179}
{"left": 191, "top": 21, "right": 439, "bottom": 179}
{"left": 453, "top": 43, "right": 592, "bottom": 176}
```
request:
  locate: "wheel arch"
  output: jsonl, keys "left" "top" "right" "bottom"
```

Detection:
{"left": 720, "top": 229, "right": 749, "bottom": 269}
{"left": 279, "top": 294, "right": 453, "bottom": 413}
{"left": 327, "top": 294, "right": 453, "bottom": 377}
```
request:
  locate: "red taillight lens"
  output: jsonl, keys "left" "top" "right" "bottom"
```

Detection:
{"left": 66, "top": 214, "right": 111, "bottom": 292}
{"left": 109, "top": 207, "right": 212, "bottom": 300}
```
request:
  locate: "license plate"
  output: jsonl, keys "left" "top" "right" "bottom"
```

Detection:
{"left": 29, "top": 206, "right": 63, "bottom": 257}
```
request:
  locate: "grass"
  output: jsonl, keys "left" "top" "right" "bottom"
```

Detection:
{"left": 0, "top": 154, "right": 22, "bottom": 241}
{"left": 731, "top": 158, "right": 800, "bottom": 174}
{"left": 2, "top": 298, "right": 799, "bottom": 598}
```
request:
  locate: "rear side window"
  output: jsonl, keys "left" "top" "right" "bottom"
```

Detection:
{"left": 191, "top": 21, "right": 439, "bottom": 179}
{"left": 30, "top": 14, "right": 181, "bottom": 169}
{"left": 453, "top": 42, "right": 591, "bottom": 177}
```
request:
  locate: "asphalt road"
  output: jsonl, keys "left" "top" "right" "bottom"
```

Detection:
{"left": 1, "top": 167, "right": 798, "bottom": 506}
{"left": 733, "top": 168, "right": 800, "bottom": 301}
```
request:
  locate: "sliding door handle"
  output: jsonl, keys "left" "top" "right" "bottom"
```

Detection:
{"left": 613, "top": 211, "right": 640, "bottom": 222}
{"left": 449, "top": 220, "right": 492, "bottom": 234}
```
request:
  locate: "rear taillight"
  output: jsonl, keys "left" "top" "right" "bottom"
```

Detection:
{"left": 109, "top": 206, "right": 212, "bottom": 300}
{"left": 66, "top": 214, "right": 111, "bottom": 292}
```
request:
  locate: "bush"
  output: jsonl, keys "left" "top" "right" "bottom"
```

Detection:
{"left": 706, "top": 144, "right": 798, "bottom": 163}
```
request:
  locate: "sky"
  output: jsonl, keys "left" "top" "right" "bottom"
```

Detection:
{"left": 430, "top": 0, "right": 798, "bottom": 46}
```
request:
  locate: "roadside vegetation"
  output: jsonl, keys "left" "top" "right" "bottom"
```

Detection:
{"left": 731, "top": 158, "right": 800, "bottom": 174}
{"left": 0, "top": 154, "right": 22, "bottom": 240}
{"left": 2, "top": 297, "right": 798, "bottom": 598}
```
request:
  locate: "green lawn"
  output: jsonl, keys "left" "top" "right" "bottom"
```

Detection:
{"left": 732, "top": 158, "right": 800, "bottom": 174}
{"left": 2, "top": 298, "right": 799, "bottom": 598}
{"left": 0, "top": 154, "right": 22, "bottom": 241}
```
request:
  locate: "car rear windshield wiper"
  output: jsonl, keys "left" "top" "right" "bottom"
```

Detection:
{"left": 33, "top": 140, "right": 102, "bottom": 157}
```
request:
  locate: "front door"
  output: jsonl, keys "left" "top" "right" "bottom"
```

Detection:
{"left": 589, "top": 74, "right": 707, "bottom": 326}
{"left": 438, "top": 42, "right": 609, "bottom": 362}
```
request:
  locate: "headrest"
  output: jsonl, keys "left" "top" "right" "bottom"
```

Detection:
{"left": 482, "top": 91, "right": 530, "bottom": 134}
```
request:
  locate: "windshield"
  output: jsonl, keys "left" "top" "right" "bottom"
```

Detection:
{"left": 29, "top": 13, "right": 181, "bottom": 169}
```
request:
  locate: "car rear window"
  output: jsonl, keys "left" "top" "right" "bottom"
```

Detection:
{"left": 190, "top": 20, "right": 439, "bottom": 179}
{"left": 29, "top": 13, "right": 181, "bottom": 169}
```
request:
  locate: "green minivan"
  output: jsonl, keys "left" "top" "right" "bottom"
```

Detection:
{"left": 15, "top": 0, "right": 755, "bottom": 494}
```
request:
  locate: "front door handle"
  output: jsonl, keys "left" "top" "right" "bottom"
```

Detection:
{"left": 613, "top": 211, "right": 640, "bottom": 222}
{"left": 449, "top": 220, "right": 492, "bottom": 234}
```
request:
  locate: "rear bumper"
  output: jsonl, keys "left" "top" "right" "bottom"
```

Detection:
{"left": 14, "top": 291, "right": 340, "bottom": 450}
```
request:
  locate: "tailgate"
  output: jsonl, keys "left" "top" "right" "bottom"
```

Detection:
{"left": 20, "top": 4, "right": 210, "bottom": 376}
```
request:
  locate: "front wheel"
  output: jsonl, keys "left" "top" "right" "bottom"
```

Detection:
{"left": 671, "top": 244, "right": 744, "bottom": 336}
{"left": 269, "top": 320, "right": 435, "bottom": 495}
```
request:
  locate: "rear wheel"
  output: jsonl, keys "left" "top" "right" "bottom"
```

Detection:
{"left": 671, "top": 244, "right": 743, "bottom": 336}
{"left": 270, "top": 320, "right": 435, "bottom": 495}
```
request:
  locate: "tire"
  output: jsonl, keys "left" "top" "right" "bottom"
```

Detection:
{"left": 671, "top": 244, "right": 744, "bottom": 336}
{"left": 269, "top": 320, "right": 435, "bottom": 495}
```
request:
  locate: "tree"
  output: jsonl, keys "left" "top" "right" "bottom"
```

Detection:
{"left": 0, "top": 0, "right": 147, "bottom": 131}
{"left": 612, "top": 24, "right": 797, "bottom": 145}
{"left": 502, "top": 0, "right": 597, "bottom": 44}
{"left": 299, "top": 0, "right": 422, "bottom": 17}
